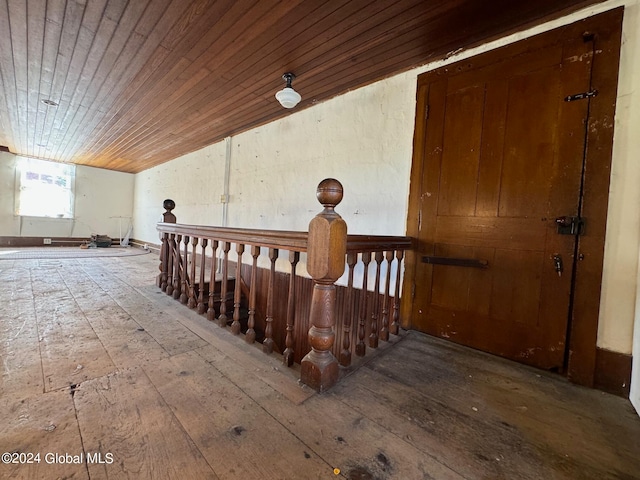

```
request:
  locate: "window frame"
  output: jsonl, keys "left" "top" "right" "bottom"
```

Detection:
{"left": 15, "top": 157, "right": 76, "bottom": 219}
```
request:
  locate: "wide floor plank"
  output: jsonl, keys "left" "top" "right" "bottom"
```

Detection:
{"left": 144, "top": 349, "right": 331, "bottom": 479}
{"left": 55, "top": 264, "right": 170, "bottom": 369}
{"left": 76, "top": 262, "right": 209, "bottom": 356}
{"left": 0, "top": 252, "right": 638, "bottom": 480}
{"left": 0, "top": 389, "right": 87, "bottom": 480}
{"left": 24, "top": 261, "right": 115, "bottom": 392}
{"left": 0, "top": 264, "right": 43, "bottom": 397}
{"left": 74, "top": 366, "right": 218, "bottom": 480}
{"left": 195, "top": 343, "right": 465, "bottom": 479}
{"left": 352, "top": 333, "right": 640, "bottom": 480}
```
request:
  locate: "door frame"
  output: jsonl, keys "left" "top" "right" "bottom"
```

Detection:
{"left": 401, "top": 8, "right": 624, "bottom": 387}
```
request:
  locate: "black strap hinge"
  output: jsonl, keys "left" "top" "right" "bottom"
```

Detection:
{"left": 564, "top": 90, "right": 598, "bottom": 102}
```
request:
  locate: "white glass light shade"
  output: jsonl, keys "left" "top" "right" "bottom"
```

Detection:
{"left": 275, "top": 87, "right": 301, "bottom": 108}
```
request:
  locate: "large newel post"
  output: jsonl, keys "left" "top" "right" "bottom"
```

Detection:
{"left": 301, "top": 179, "right": 347, "bottom": 392}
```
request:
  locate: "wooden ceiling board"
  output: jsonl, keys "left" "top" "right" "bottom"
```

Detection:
{"left": 87, "top": 0, "right": 449, "bottom": 165}
{"left": 80, "top": 0, "right": 247, "bottom": 160}
{"left": 56, "top": 0, "right": 179, "bottom": 162}
{"left": 0, "top": 0, "right": 605, "bottom": 173}
{"left": 52, "top": 0, "right": 166, "bottom": 161}
{"left": 93, "top": 0, "right": 308, "bottom": 151}
{"left": 53, "top": 0, "right": 152, "bottom": 159}
{"left": 32, "top": 1, "right": 61, "bottom": 160}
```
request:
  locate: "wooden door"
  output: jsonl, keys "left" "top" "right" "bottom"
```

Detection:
{"left": 407, "top": 25, "right": 601, "bottom": 370}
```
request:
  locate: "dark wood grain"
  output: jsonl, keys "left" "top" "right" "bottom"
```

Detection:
{"left": 231, "top": 243, "right": 245, "bottom": 334}
{"left": 567, "top": 8, "right": 623, "bottom": 386}
{"left": 263, "top": 247, "right": 278, "bottom": 354}
{"left": 594, "top": 347, "right": 632, "bottom": 397}
{"left": 0, "top": 0, "right": 603, "bottom": 172}
{"left": 404, "top": 9, "right": 623, "bottom": 383}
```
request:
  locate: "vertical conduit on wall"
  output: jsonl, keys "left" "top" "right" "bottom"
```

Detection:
{"left": 222, "top": 136, "right": 232, "bottom": 228}
{"left": 218, "top": 136, "right": 232, "bottom": 272}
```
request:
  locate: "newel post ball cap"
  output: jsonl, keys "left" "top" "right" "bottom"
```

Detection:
{"left": 163, "top": 199, "right": 175, "bottom": 211}
{"left": 316, "top": 178, "right": 343, "bottom": 207}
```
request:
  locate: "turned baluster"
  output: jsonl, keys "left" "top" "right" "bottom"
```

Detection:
{"left": 356, "top": 252, "right": 371, "bottom": 357}
{"left": 159, "top": 232, "right": 169, "bottom": 290}
{"left": 188, "top": 237, "right": 198, "bottom": 308}
{"left": 339, "top": 252, "right": 358, "bottom": 366}
{"left": 263, "top": 248, "right": 278, "bottom": 354}
{"left": 207, "top": 240, "right": 219, "bottom": 321}
{"left": 391, "top": 250, "right": 404, "bottom": 335}
{"left": 217, "top": 241, "right": 231, "bottom": 328}
{"left": 380, "top": 250, "right": 394, "bottom": 342}
{"left": 283, "top": 251, "right": 300, "bottom": 367}
{"left": 180, "top": 235, "right": 190, "bottom": 303}
{"left": 157, "top": 199, "right": 176, "bottom": 287}
{"left": 157, "top": 232, "right": 167, "bottom": 288}
{"left": 369, "top": 251, "right": 383, "bottom": 348}
{"left": 166, "top": 233, "right": 175, "bottom": 296}
{"left": 300, "top": 178, "right": 347, "bottom": 392}
{"left": 231, "top": 243, "right": 245, "bottom": 335}
{"left": 172, "top": 234, "right": 182, "bottom": 299}
{"left": 197, "top": 239, "right": 208, "bottom": 314}
{"left": 245, "top": 245, "right": 260, "bottom": 344}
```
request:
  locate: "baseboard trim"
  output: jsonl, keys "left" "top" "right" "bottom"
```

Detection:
{"left": 0, "top": 236, "right": 90, "bottom": 247}
{"left": 0, "top": 236, "right": 150, "bottom": 248}
{"left": 594, "top": 347, "right": 632, "bottom": 397}
{"left": 129, "top": 238, "right": 160, "bottom": 253}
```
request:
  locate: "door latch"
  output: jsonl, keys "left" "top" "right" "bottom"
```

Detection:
{"left": 553, "top": 254, "right": 563, "bottom": 277}
{"left": 556, "top": 216, "right": 585, "bottom": 235}
{"left": 564, "top": 90, "right": 598, "bottom": 102}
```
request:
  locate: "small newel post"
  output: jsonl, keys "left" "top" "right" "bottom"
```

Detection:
{"left": 158, "top": 199, "right": 176, "bottom": 288}
{"left": 162, "top": 199, "right": 177, "bottom": 223}
{"left": 301, "top": 179, "right": 347, "bottom": 392}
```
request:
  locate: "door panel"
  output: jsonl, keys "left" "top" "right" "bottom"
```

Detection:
{"left": 438, "top": 86, "right": 484, "bottom": 217}
{"left": 410, "top": 32, "right": 594, "bottom": 370}
{"left": 499, "top": 66, "right": 561, "bottom": 217}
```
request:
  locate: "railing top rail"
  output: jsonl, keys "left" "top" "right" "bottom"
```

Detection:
{"left": 157, "top": 223, "right": 413, "bottom": 254}
{"left": 157, "top": 222, "right": 309, "bottom": 251}
{"left": 346, "top": 235, "right": 413, "bottom": 253}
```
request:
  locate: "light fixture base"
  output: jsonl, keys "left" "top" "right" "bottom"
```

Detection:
{"left": 282, "top": 72, "right": 295, "bottom": 87}
{"left": 276, "top": 72, "right": 301, "bottom": 109}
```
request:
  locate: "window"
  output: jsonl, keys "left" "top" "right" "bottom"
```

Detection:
{"left": 16, "top": 157, "right": 75, "bottom": 218}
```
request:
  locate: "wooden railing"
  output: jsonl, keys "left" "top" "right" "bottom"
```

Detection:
{"left": 156, "top": 179, "right": 412, "bottom": 391}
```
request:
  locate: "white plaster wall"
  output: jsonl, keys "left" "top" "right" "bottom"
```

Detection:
{"left": 0, "top": 152, "right": 134, "bottom": 238}
{"left": 132, "top": 0, "right": 640, "bottom": 408}
{"left": 132, "top": 72, "right": 416, "bottom": 287}
{"left": 226, "top": 78, "right": 415, "bottom": 234}
{"left": 133, "top": 74, "right": 415, "bottom": 239}
{"left": 71, "top": 163, "right": 135, "bottom": 238}
{"left": 133, "top": 143, "right": 228, "bottom": 242}
{"left": 613, "top": 1, "right": 640, "bottom": 415}
{"left": 597, "top": 0, "right": 640, "bottom": 356}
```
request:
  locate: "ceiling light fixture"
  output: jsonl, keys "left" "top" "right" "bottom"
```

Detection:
{"left": 41, "top": 99, "right": 58, "bottom": 107}
{"left": 275, "top": 73, "right": 301, "bottom": 109}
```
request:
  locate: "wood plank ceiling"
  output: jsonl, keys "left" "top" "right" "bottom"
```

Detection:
{"left": 0, "top": 0, "right": 603, "bottom": 174}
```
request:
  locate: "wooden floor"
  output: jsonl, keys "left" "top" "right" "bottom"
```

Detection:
{"left": 1, "top": 253, "right": 639, "bottom": 480}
